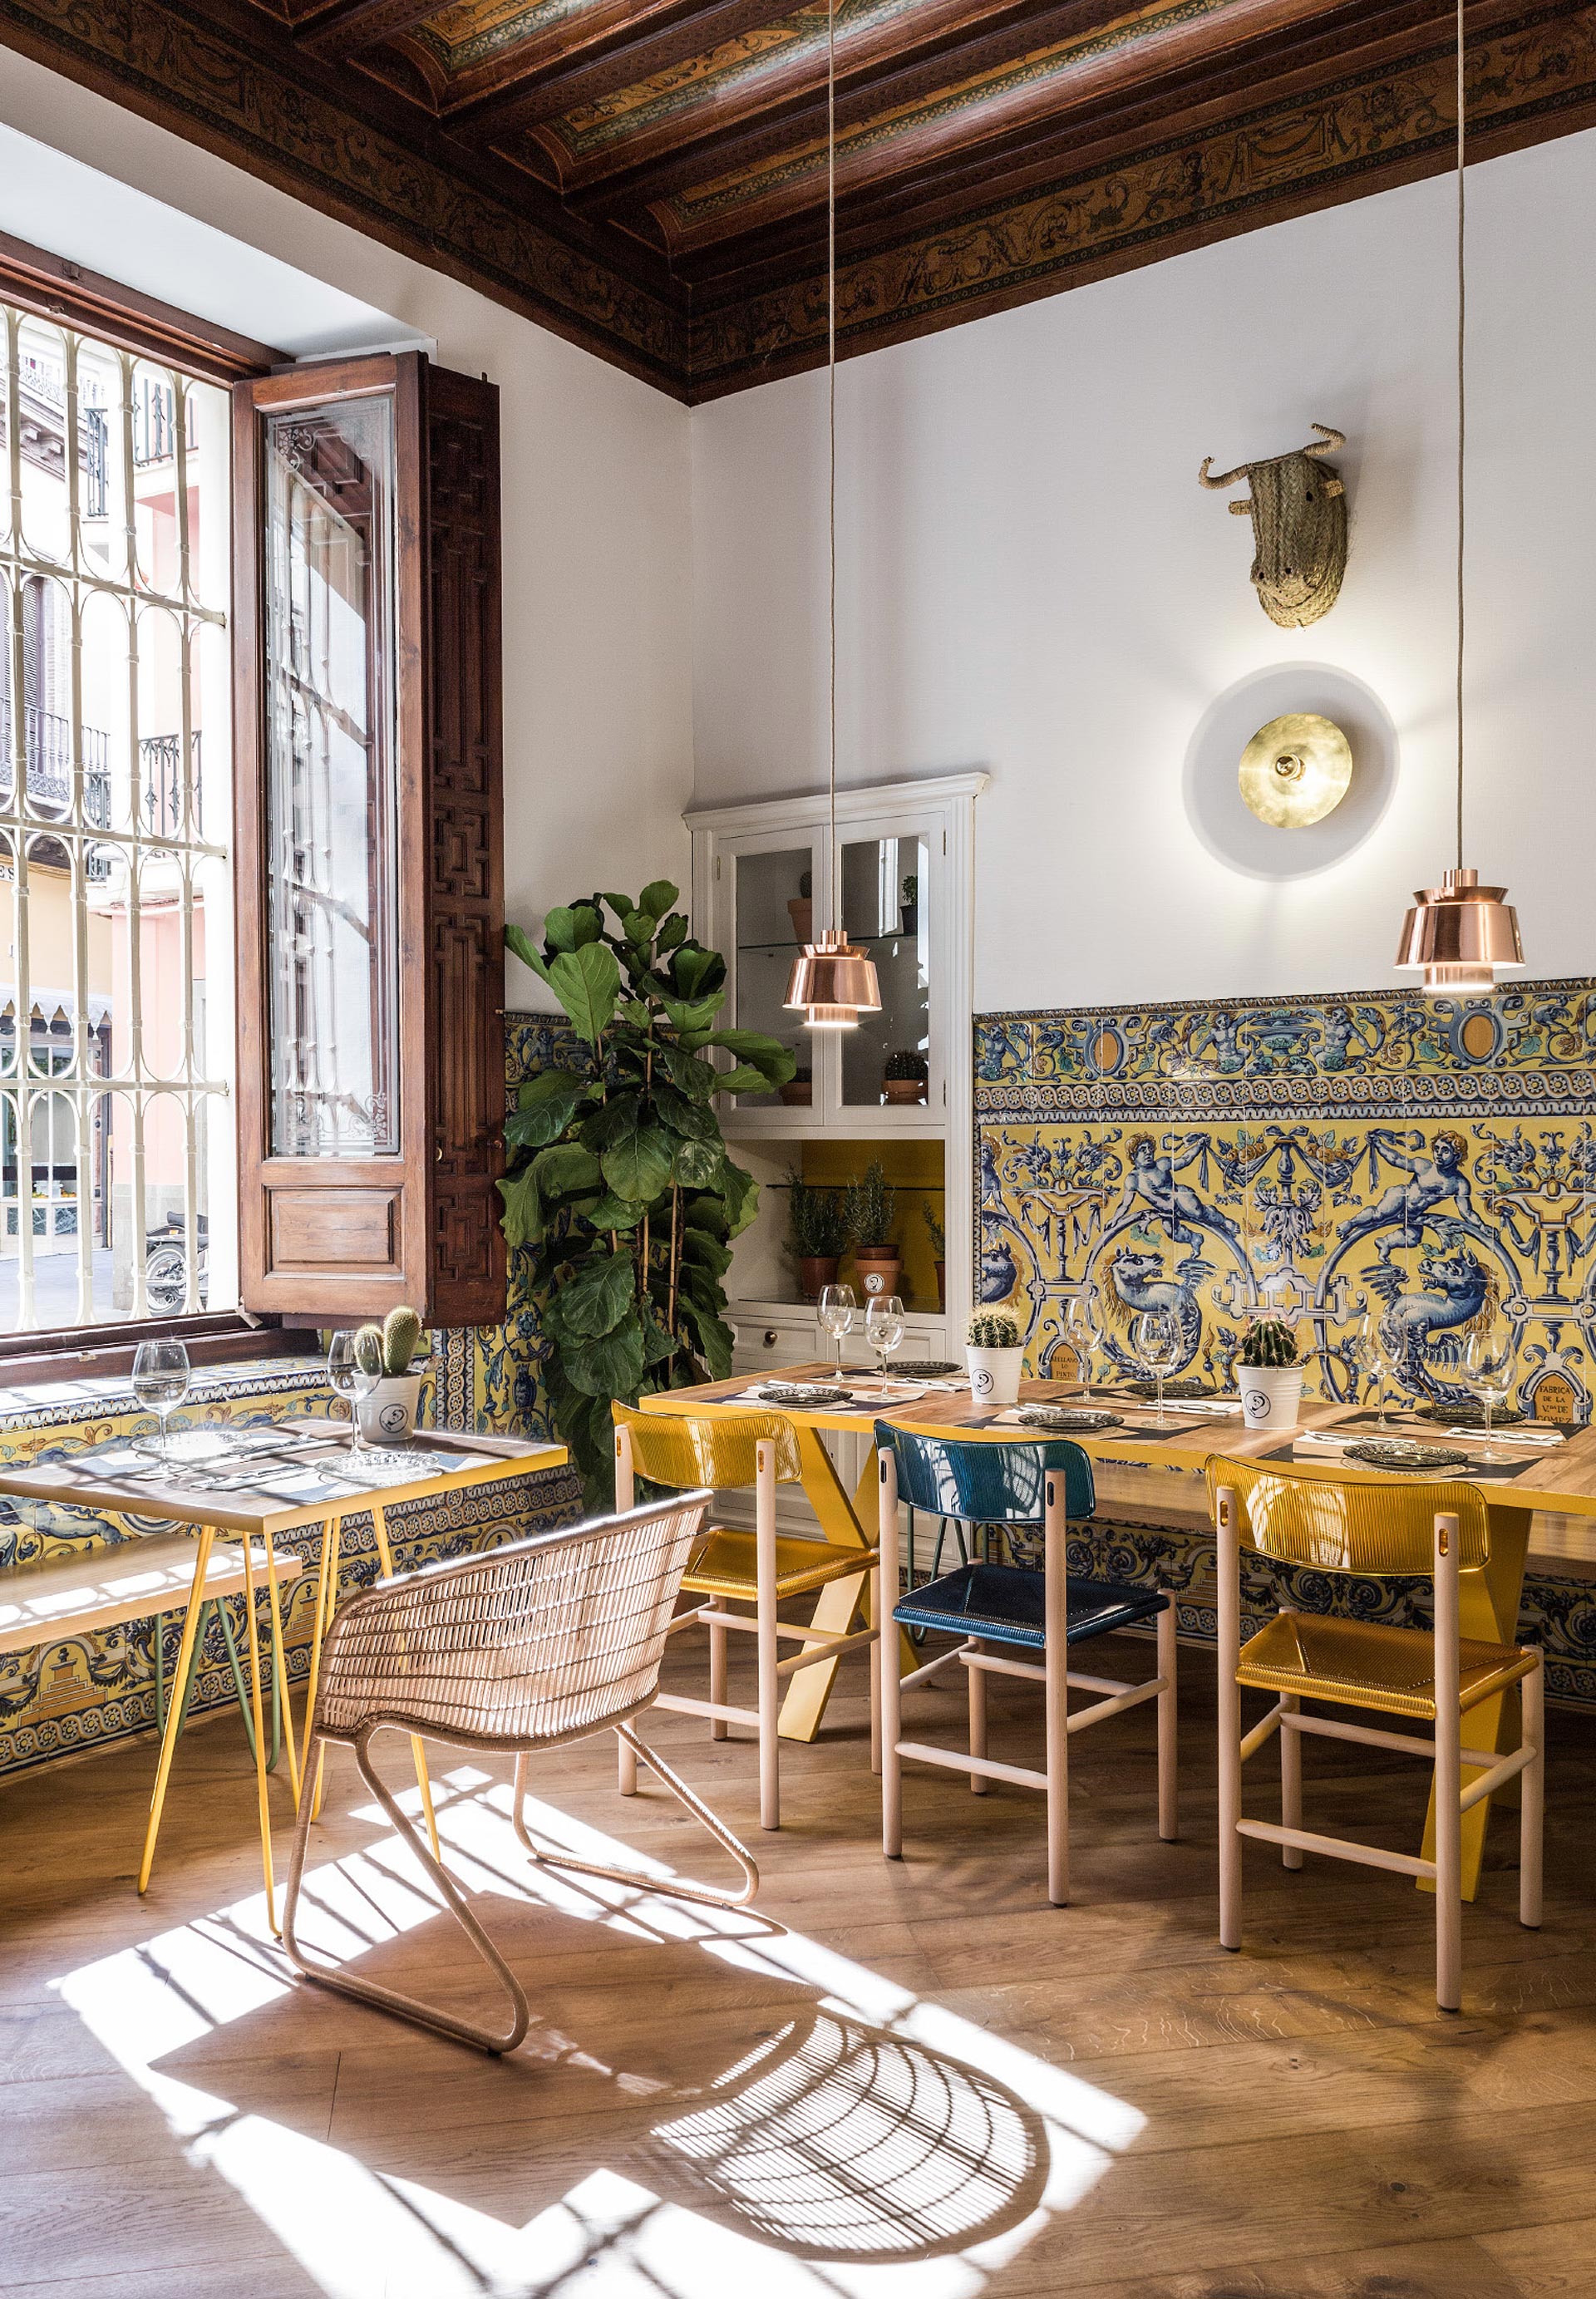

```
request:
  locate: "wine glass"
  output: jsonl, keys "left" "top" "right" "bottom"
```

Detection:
{"left": 1461, "top": 1323, "right": 1516, "bottom": 1461}
{"left": 1132, "top": 1307, "right": 1180, "bottom": 1426}
{"left": 818, "top": 1282, "right": 855, "bottom": 1380}
{"left": 1354, "top": 1309, "right": 1399, "bottom": 1427}
{"left": 1063, "top": 1291, "right": 1099, "bottom": 1389}
{"left": 864, "top": 1293, "right": 906, "bottom": 1387}
{"left": 132, "top": 1338, "right": 190, "bottom": 1460}
{"left": 328, "top": 1327, "right": 382, "bottom": 1451}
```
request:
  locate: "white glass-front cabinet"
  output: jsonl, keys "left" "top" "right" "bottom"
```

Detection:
{"left": 688, "top": 775, "right": 984, "bottom": 1137}
{"left": 687, "top": 773, "right": 986, "bottom": 1383}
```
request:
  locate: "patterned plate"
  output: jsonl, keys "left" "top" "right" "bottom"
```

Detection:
{"left": 756, "top": 1383, "right": 850, "bottom": 1407}
{"left": 1344, "top": 1439, "right": 1470, "bottom": 1473}
{"left": 894, "top": 1360, "right": 960, "bottom": 1377}
{"left": 1128, "top": 1377, "right": 1214, "bottom": 1401}
{"left": 1416, "top": 1401, "right": 1527, "bottom": 1428}
{"left": 1016, "top": 1406, "right": 1124, "bottom": 1434}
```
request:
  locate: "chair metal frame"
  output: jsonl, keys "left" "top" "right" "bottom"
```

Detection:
{"left": 613, "top": 1412, "right": 881, "bottom": 1831}
{"left": 877, "top": 1442, "right": 1177, "bottom": 1906}
{"left": 1211, "top": 1457, "right": 1544, "bottom": 2013}
{"left": 282, "top": 1491, "right": 759, "bottom": 2056}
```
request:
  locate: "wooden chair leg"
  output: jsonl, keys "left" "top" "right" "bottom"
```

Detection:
{"left": 879, "top": 1454, "right": 902, "bottom": 1860}
{"left": 1279, "top": 1692, "right": 1303, "bottom": 1868}
{"left": 707, "top": 1596, "right": 729, "bottom": 1741}
{"left": 1433, "top": 1510, "right": 1463, "bottom": 2013}
{"left": 1043, "top": 1474, "right": 1069, "bottom": 1908}
{"left": 756, "top": 1442, "right": 780, "bottom": 1831}
{"left": 614, "top": 1425, "right": 641, "bottom": 1797}
{"left": 1156, "top": 1597, "right": 1178, "bottom": 1843}
{"left": 968, "top": 1641, "right": 989, "bottom": 1794}
{"left": 1216, "top": 1488, "right": 1243, "bottom": 1952}
{"left": 1520, "top": 1651, "right": 1544, "bottom": 1931}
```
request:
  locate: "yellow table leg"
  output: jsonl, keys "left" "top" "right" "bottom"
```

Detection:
{"left": 1421, "top": 1504, "right": 1533, "bottom": 1902}
{"left": 263, "top": 1529, "right": 301, "bottom": 1809}
{"left": 369, "top": 1501, "right": 441, "bottom": 1863}
{"left": 302, "top": 1512, "right": 345, "bottom": 1820}
{"left": 237, "top": 1531, "right": 279, "bottom": 1937}
{"left": 139, "top": 1524, "right": 215, "bottom": 1895}
{"left": 776, "top": 1432, "right": 914, "bottom": 1744}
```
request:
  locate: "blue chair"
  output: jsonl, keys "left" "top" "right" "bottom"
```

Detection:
{"left": 874, "top": 1423, "right": 1178, "bottom": 1905}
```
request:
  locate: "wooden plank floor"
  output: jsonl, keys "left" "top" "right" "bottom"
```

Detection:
{"left": 2, "top": 1629, "right": 1594, "bottom": 2299}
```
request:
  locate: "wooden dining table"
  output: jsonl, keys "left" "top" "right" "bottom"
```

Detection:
{"left": 643, "top": 1362, "right": 1596, "bottom": 1898}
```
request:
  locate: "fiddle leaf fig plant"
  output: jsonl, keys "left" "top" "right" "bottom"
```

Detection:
{"left": 501, "top": 886, "right": 796, "bottom": 1497}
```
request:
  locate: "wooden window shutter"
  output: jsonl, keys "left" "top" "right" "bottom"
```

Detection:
{"left": 232, "top": 352, "right": 506, "bottom": 1323}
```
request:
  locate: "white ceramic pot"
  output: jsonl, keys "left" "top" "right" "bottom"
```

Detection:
{"left": 357, "top": 1371, "right": 424, "bottom": 1445}
{"left": 1239, "top": 1364, "right": 1303, "bottom": 1431}
{"left": 967, "top": 1346, "right": 1024, "bottom": 1407}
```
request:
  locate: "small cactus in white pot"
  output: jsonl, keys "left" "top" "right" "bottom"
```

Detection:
{"left": 1237, "top": 1317, "right": 1303, "bottom": 1430}
{"left": 353, "top": 1306, "right": 427, "bottom": 1443}
{"left": 967, "top": 1308, "right": 1025, "bottom": 1407}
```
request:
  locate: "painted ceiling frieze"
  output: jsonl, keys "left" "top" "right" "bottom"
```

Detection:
{"left": 688, "top": 2, "right": 1596, "bottom": 390}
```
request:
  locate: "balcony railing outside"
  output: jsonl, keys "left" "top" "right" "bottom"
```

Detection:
{"left": 0, "top": 703, "right": 110, "bottom": 810}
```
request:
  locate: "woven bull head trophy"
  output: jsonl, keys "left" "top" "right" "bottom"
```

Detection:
{"left": 1199, "top": 423, "right": 1347, "bottom": 628}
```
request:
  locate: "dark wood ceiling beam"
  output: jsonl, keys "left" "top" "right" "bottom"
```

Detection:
{"left": 293, "top": 0, "right": 443, "bottom": 55}
{"left": 569, "top": 0, "right": 1357, "bottom": 226}
{"left": 392, "top": 0, "right": 729, "bottom": 107}
{"left": 446, "top": 0, "right": 789, "bottom": 130}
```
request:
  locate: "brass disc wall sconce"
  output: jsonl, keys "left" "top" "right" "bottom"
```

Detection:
{"left": 1238, "top": 712, "right": 1352, "bottom": 829}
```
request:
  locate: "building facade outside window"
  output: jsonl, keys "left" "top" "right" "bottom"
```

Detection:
{"left": 0, "top": 298, "right": 234, "bottom": 1337}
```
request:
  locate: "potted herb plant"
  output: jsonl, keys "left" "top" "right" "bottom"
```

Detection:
{"left": 352, "top": 1306, "right": 426, "bottom": 1442}
{"left": 845, "top": 1159, "right": 900, "bottom": 1301}
{"left": 786, "top": 1169, "right": 850, "bottom": 1300}
{"left": 787, "top": 869, "right": 813, "bottom": 947}
{"left": 923, "top": 1201, "right": 946, "bottom": 1310}
{"left": 1237, "top": 1317, "right": 1303, "bottom": 1430}
{"left": 967, "top": 1308, "right": 1024, "bottom": 1405}
{"left": 882, "top": 1049, "right": 929, "bottom": 1105}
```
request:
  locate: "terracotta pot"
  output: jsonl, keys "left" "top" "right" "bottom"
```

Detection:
{"left": 883, "top": 1079, "right": 926, "bottom": 1105}
{"left": 780, "top": 1078, "right": 813, "bottom": 1105}
{"left": 787, "top": 896, "right": 813, "bottom": 944}
{"left": 797, "top": 1254, "right": 839, "bottom": 1301}
{"left": 854, "top": 1248, "right": 901, "bottom": 1302}
{"left": 933, "top": 1259, "right": 946, "bottom": 1310}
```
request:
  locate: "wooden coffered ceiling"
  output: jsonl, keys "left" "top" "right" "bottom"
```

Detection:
{"left": 4, "top": 0, "right": 1596, "bottom": 398}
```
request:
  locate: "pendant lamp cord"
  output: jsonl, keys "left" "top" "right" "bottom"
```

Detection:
{"left": 827, "top": 0, "right": 838, "bottom": 925}
{"left": 1455, "top": 0, "right": 1466, "bottom": 872}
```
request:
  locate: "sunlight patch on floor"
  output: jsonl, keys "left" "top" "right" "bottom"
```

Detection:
{"left": 55, "top": 1764, "right": 1144, "bottom": 2297}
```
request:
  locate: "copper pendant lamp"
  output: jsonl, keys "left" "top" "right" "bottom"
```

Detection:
{"left": 1395, "top": 0, "right": 1524, "bottom": 997}
{"left": 784, "top": 0, "right": 879, "bottom": 1031}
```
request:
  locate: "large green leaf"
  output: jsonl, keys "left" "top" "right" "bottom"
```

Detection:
{"left": 639, "top": 1307, "right": 678, "bottom": 1367}
{"left": 548, "top": 1247, "right": 635, "bottom": 1340}
{"left": 672, "top": 1138, "right": 722, "bottom": 1189}
{"left": 497, "top": 1164, "right": 543, "bottom": 1248}
{"left": 531, "top": 1143, "right": 603, "bottom": 1199}
{"left": 661, "top": 992, "right": 727, "bottom": 1034}
{"left": 681, "top": 1223, "right": 732, "bottom": 1277}
{"left": 656, "top": 1043, "right": 720, "bottom": 1102}
{"left": 547, "top": 943, "right": 621, "bottom": 1043}
{"left": 581, "top": 1092, "right": 643, "bottom": 1151}
{"left": 713, "top": 1065, "right": 775, "bottom": 1097}
{"left": 701, "top": 1029, "right": 796, "bottom": 1085}
{"left": 602, "top": 1120, "right": 674, "bottom": 1204}
{"left": 721, "top": 1159, "right": 760, "bottom": 1238}
{"left": 562, "top": 1320, "right": 646, "bottom": 1401}
{"left": 670, "top": 944, "right": 722, "bottom": 1001}
{"left": 506, "top": 1068, "right": 585, "bottom": 1150}
{"left": 544, "top": 903, "right": 602, "bottom": 953}
{"left": 639, "top": 878, "right": 680, "bottom": 920}
{"left": 586, "top": 1192, "right": 647, "bottom": 1231}
{"left": 653, "top": 1081, "right": 717, "bottom": 1140}
{"left": 656, "top": 912, "right": 687, "bottom": 953}
{"left": 505, "top": 922, "right": 551, "bottom": 984}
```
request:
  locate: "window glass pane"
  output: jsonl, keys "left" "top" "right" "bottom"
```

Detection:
{"left": 733, "top": 846, "right": 810, "bottom": 1110}
{"left": 839, "top": 833, "right": 931, "bottom": 1108}
{"left": 0, "top": 295, "right": 233, "bottom": 1335}
{"left": 263, "top": 396, "right": 399, "bottom": 1158}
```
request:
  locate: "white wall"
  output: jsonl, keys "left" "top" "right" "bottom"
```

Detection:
{"left": 0, "top": 49, "right": 694, "bottom": 1012}
{"left": 692, "top": 130, "right": 1596, "bottom": 1011}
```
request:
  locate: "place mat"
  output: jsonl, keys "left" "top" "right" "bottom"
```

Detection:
{"left": 1309, "top": 1413, "right": 1567, "bottom": 1449}
{"left": 1084, "top": 1386, "right": 1243, "bottom": 1417}
{"left": 997, "top": 1406, "right": 1124, "bottom": 1434}
{"left": 726, "top": 1381, "right": 929, "bottom": 1410}
{"left": 1267, "top": 1440, "right": 1533, "bottom": 1483}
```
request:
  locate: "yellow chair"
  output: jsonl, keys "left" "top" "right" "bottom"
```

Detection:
{"left": 613, "top": 1405, "right": 879, "bottom": 1829}
{"left": 1209, "top": 1456, "right": 1544, "bottom": 2012}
